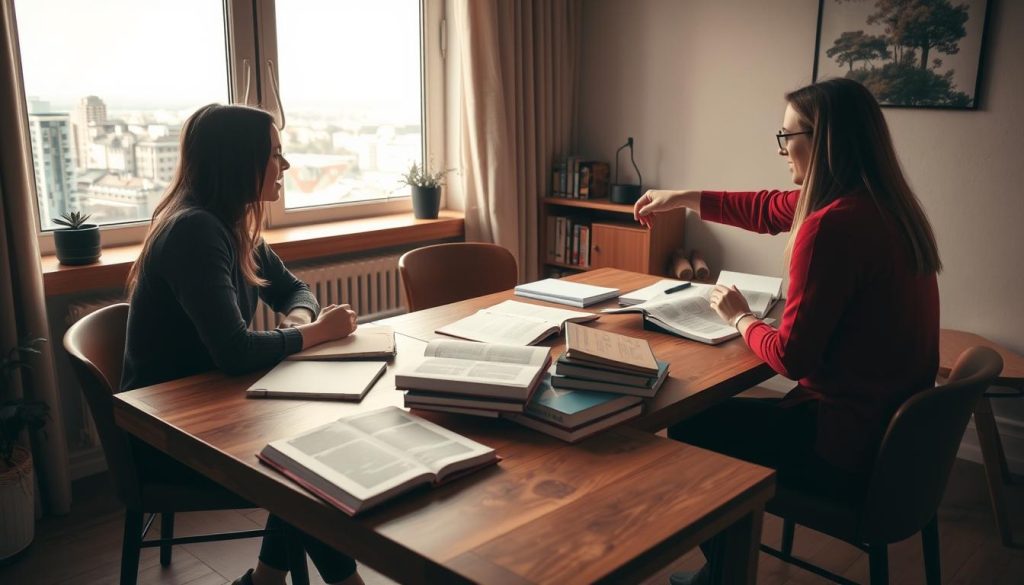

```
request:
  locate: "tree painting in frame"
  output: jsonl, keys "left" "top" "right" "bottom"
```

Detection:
{"left": 813, "top": 0, "right": 990, "bottom": 109}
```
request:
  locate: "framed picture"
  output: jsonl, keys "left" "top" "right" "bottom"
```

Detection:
{"left": 813, "top": 0, "right": 991, "bottom": 109}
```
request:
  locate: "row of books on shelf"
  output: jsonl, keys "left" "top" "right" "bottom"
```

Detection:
{"left": 546, "top": 216, "right": 591, "bottom": 268}
{"left": 551, "top": 156, "right": 610, "bottom": 199}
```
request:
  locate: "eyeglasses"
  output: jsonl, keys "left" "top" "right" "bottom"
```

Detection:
{"left": 776, "top": 130, "right": 812, "bottom": 151}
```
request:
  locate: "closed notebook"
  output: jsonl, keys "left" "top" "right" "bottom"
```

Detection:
{"left": 563, "top": 322, "right": 659, "bottom": 376}
{"left": 287, "top": 325, "right": 396, "bottom": 361}
{"left": 514, "top": 278, "right": 619, "bottom": 307}
{"left": 246, "top": 360, "right": 387, "bottom": 401}
{"left": 550, "top": 361, "right": 669, "bottom": 398}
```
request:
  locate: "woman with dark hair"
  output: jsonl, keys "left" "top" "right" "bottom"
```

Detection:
{"left": 634, "top": 78, "right": 940, "bottom": 583}
{"left": 122, "top": 104, "right": 363, "bottom": 585}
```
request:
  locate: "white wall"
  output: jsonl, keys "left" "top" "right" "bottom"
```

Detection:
{"left": 578, "top": 0, "right": 1024, "bottom": 467}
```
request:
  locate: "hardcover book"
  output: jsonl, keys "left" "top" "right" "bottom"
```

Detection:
{"left": 258, "top": 406, "right": 498, "bottom": 515}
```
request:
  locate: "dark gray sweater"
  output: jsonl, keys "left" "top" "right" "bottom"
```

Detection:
{"left": 121, "top": 208, "right": 319, "bottom": 391}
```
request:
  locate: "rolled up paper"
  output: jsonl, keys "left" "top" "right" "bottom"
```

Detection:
{"left": 670, "top": 248, "right": 694, "bottom": 280}
{"left": 690, "top": 249, "right": 710, "bottom": 281}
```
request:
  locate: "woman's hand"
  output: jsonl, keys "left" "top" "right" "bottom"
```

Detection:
{"left": 277, "top": 307, "right": 315, "bottom": 328}
{"left": 296, "top": 304, "right": 358, "bottom": 348}
{"left": 709, "top": 285, "right": 752, "bottom": 324}
{"left": 633, "top": 189, "right": 701, "bottom": 228}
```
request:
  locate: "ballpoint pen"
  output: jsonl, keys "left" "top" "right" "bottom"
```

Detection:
{"left": 663, "top": 282, "right": 692, "bottom": 294}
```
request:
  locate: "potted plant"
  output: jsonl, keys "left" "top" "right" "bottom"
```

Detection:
{"left": 399, "top": 163, "right": 451, "bottom": 220}
{"left": 53, "top": 210, "right": 101, "bottom": 265}
{"left": 0, "top": 338, "right": 48, "bottom": 561}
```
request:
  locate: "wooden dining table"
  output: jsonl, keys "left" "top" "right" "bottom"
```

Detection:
{"left": 114, "top": 267, "right": 779, "bottom": 584}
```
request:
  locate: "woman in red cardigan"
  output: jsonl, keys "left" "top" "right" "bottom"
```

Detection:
{"left": 635, "top": 78, "right": 941, "bottom": 582}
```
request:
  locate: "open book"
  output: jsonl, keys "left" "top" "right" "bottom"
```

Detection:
{"left": 716, "top": 271, "right": 783, "bottom": 319}
{"left": 436, "top": 300, "right": 599, "bottom": 346}
{"left": 394, "top": 339, "right": 551, "bottom": 400}
{"left": 603, "top": 284, "right": 757, "bottom": 345}
{"left": 287, "top": 324, "right": 395, "bottom": 361}
{"left": 258, "top": 406, "right": 498, "bottom": 515}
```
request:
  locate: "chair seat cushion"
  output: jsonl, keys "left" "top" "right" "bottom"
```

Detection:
{"left": 766, "top": 485, "right": 862, "bottom": 544}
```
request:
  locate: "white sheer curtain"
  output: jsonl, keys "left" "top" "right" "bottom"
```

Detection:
{"left": 454, "top": 0, "right": 580, "bottom": 282}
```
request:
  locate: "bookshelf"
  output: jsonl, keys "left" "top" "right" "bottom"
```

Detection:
{"left": 540, "top": 197, "right": 685, "bottom": 277}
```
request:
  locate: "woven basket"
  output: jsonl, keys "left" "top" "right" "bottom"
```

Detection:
{"left": 0, "top": 446, "right": 35, "bottom": 560}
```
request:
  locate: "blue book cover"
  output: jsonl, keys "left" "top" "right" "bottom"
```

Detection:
{"left": 524, "top": 374, "right": 642, "bottom": 429}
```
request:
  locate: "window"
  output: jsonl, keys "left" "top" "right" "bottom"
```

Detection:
{"left": 14, "top": 0, "right": 229, "bottom": 232}
{"left": 11, "top": 0, "right": 444, "bottom": 249}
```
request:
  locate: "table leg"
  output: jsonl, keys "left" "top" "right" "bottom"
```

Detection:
{"left": 710, "top": 508, "right": 764, "bottom": 585}
{"left": 974, "top": 396, "right": 1015, "bottom": 546}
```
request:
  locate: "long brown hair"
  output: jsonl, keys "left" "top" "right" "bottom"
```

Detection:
{"left": 784, "top": 78, "right": 941, "bottom": 274}
{"left": 126, "top": 104, "right": 275, "bottom": 296}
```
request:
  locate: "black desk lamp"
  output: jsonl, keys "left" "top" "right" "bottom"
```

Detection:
{"left": 611, "top": 137, "right": 642, "bottom": 204}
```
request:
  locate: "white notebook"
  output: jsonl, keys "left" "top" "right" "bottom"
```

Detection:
{"left": 246, "top": 360, "right": 387, "bottom": 401}
{"left": 514, "top": 278, "right": 620, "bottom": 307}
{"left": 287, "top": 325, "right": 396, "bottom": 361}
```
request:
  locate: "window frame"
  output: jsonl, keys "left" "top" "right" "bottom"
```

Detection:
{"left": 28, "top": 0, "right": 446, "bottom": 253}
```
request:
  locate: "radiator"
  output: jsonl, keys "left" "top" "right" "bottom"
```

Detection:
{"left": 252, "top": 253, "right": 407, "bottom": 331}
{"left": 66, "top": 295, "right": 124, "bottom": 453}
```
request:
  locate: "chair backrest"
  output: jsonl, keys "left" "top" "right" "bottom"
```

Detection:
{"left": 859, "top": 346, "right": 1003, "bottom": 543}
{"left": 398, "top": 242, "right": 519, "bottom": 311}
{"left": 63, "top": 303, "right": 140, "bottom": 507}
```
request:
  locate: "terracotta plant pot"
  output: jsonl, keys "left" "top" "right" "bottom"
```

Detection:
{"left": 54, "top": 224, "right": 101, "bottom": 265}
{"left": 0, "top": 446, "right": 35, "bottom": 561}
{"left": 411, "top": 186, "right": 441, "bottom": 219}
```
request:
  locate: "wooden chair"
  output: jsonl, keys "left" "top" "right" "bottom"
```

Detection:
{"left": 398, "top": 242, "right": 518, "bottom": 311}
{"left": 63, "top": 303, "right": 308, "bottom": 585}
{"left": 940, "top": 328, "right": 1024, "bottom": 546}
{"left": 761, "top": 346, "right": 1004, "bottom": 585}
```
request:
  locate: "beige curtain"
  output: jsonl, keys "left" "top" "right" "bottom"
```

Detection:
{"left": 1, "top": 0, "right": 72, "bottom": 514}
{"left": 455, "top": 0, "right": 580, "bottom": 282}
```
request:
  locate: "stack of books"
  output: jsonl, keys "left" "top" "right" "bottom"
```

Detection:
{"left": 504, "top": 372, "right": 644, "bottom": 442}
{"left": 504, "top": 323, "right": 667, "bottom": 442}
{"left": 396, "top": 339, "right": 551, "bottom": 417}
{"left": 549, "top": 323, "right": 669, "bottom": 399}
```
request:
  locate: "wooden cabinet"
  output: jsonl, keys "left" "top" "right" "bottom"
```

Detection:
{"left": 540, "top": 197, "right": 685, "bottom": 276}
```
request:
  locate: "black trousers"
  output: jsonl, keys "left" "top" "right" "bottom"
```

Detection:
{"left": 668, "top": 396, "right": 868, "bottom": 561}
{"left": 259, "top": 515, "right": 357, "bottom": 583}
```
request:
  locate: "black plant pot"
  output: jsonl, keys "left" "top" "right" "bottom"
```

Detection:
{"left": 411, "top": 186, "right": 441, "bottom": 219}
{"left": 54, "top": 225, "right": 101, "bottom": 266}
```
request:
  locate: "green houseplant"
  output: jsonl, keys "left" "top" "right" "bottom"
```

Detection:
{"left": 399, "top": 163, "right": 451, "bottom": 219}
{"left": 0, "top": 338, "right": 48, "bottom": 561}
{"left": 53, "top": 210, "right": 101, "bottom": 266}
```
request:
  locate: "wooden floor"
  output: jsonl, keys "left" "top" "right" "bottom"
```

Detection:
{"left": 1, "top": 459, "right": 1021, "bottom": 584}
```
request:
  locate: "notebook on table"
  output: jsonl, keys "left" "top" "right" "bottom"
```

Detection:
{"left": 287, "top": 324, "right": 396, "bottom": 361}
{"left": 436, "top": 300, "right": 599, "bottom": 346}
{"left": 246, "top": 360, "right": 387, "bottom": 401}
{"left": 258, "top": 406, "right": 498, "bottom": 515}
{"left": 563, "top": 322, "right": 659, "bottom": 376}
{"left": 514, "top": 278, "right": 620, "bottom": 307}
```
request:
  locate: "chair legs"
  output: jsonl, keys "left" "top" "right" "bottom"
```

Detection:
{"left": 922, "top": 516, "right": 941, "bottom": 585}
{"left": 160, "top": 512, "right": 175, "bottom": 566}
{"left": 120, "top": 509, "right": 143, "bottom": 585}
{"left": 868, "top": 543, "right": 889, "bottom": 585}
{"left": 781, "top": 519, "right": 796, "bottom": 555}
